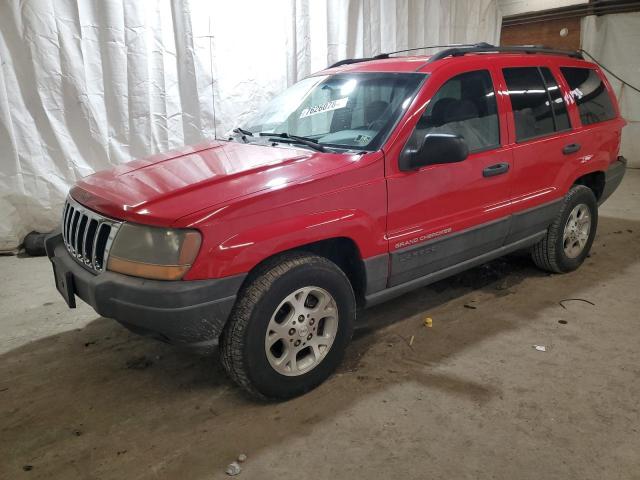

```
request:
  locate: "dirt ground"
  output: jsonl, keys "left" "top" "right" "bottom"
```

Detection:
{"left": 1, "top": 171, "right": 639, "bottom": 480}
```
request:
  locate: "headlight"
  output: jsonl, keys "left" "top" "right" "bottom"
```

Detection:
{"left": 107, "top": 223, "right": 202, "bottom": 280}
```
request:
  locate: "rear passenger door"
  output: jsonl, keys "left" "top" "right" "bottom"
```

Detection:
{"left": 500, "top": 63, "right": 575, "bottom": 244}
{"left": 385, "top": 68, "right": 514, "bottom": 287}
{"left": 558, "top": 65, "right": 623, "bottom": 182}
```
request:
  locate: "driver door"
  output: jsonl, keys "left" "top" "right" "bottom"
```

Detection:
{"left": 385, "top": 67, "right": 514, "bottom": 287}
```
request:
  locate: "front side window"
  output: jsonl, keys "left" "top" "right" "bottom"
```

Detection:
{"left": 240, "top": 72, "right": 425, "bottom": 151}
{"left": 406, "top": 70, "right": 499, "bottom": 154}
{"left": 560, "top": 67, "right": 616, "bottom": 125}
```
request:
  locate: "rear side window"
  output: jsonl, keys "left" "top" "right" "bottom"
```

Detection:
{"left": 407, "top": 70, "right": 499, "bottom": 153}
{"left": 503, "top": 67, "right": 570, "bottom": 142}
{"left": 560, "top": 67, "right": 616, "bottom": 125}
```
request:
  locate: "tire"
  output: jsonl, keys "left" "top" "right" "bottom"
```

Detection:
{"left": 23, "top": 231, "right": 48, "bottom": 256}
{"left": 531, "top": 185, "right": 598, "bottom": 273}
{"left": 220, "top": 252, "right": 355, "bottom": 399}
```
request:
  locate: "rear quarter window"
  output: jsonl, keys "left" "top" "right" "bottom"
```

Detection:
{"left": 560, "top": 67, "right": 616, "bottom": 125}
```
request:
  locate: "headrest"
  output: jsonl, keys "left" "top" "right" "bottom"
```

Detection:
{"left": 442, "top": 99, "right": 479, "bottom": 124}
{"left": 430, "top": 97, "right": 457, "bottom": 126}
{"left": 365, "top": 100, "right": 390, "bottom": 124}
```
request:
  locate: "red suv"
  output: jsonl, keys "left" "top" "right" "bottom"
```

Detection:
{"left": 47, "top": 44, "right": 626, "bottom": 399}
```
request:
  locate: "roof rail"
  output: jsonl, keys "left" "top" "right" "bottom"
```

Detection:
{"left": 327, "top": 42, "right": 493, "bottom": 69}
{"left": 426, "top": 44, "right": 583, "bottom": 63}
{"left": 328, "top": 57, "right": 381, "bottom": 69}
{"left": 327, "top": 43, "right": 583, "bottom": 70}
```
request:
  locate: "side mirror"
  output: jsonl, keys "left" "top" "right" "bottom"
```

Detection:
{"left": 399, "top": 133, "right": 469, "bottom": 171}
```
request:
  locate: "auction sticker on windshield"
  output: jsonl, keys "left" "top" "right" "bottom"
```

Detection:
{"left": 300, "top": 98, "right": 348, "bottom": 118}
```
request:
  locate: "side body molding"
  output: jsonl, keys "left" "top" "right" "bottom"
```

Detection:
{"left": 364, "top": 198, "right": 564, "bottom": 306}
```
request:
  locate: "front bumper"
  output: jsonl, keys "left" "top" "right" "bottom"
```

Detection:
{"left": 45, "top": 233, "right": 245, "bottom": 349}
{"left": 599, "top": 156, "right": 627, "bottom": 205}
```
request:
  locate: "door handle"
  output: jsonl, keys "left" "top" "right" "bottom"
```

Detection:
{"left": 562, "top": 143, "right": 581, "bottom": 154}
{"left": 483, "top": 162, "right": 510, "bottom": 177}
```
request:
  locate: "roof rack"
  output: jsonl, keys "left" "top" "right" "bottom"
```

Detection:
{"left": 327, "top": 42, "right": 492, "bottom": 69}
{"left": 328, "top": 57, "right": 380, "bottom": 69}
{"left": 327, "top": 43, "right": 583, "bottom": 69}
{"left": 426, "top": 44, "right": 583, "bottom": 63}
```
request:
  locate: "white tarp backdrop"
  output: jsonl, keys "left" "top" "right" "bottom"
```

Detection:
{"left": 0, "top": 0, "right": 501, "bottom": 251}
{"left": 581, "top": 12, "right": 640, "bottom": 169}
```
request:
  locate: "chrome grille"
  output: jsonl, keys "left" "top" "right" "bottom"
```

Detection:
{"left": 61, "top": 196, "right": 122, "bottom": 273}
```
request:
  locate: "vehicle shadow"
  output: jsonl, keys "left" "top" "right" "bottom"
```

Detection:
{"left": 0, "top": 215, "right": 637, "bottom": 479}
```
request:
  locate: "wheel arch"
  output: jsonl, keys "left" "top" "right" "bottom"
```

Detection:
{"left": 238, "top": 237, "right": 369, "bottom": 307}
{"left": 572, "top": 170, "right": 605, "bottom": 201}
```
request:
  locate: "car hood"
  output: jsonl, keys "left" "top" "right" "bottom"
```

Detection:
{"left": 71, "top": 140, "right": 358, "bottom": 225}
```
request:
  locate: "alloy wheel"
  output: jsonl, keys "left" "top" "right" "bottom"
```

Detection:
{"left": 563, "top": 203, "right": 591, "bottom": 259}
{"left": 264, "top": 286, "right": 339, "bottom": 376}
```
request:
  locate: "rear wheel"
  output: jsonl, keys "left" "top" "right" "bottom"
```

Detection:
{"left": 531, "top": 185, "right": 598, "bottom": 273}
{"left": 220, "top": 253, "right": 355, "bottom": 399}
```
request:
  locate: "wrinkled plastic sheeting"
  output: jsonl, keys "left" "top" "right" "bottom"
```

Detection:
{"left": 0, "top": 0, "right": 501, "bottom": 251}
{"left": 0, "top": 0, "right": 215, "bottom": 250}
{"left": 582, "top": 13, "right": 640, "bottom": 168}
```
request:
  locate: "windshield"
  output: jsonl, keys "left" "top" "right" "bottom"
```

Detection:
{"left": 238, "top": 72, "right": 426, "bottom": 151}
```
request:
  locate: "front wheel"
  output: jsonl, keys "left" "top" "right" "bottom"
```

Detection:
{"left": 220, "top": 253, "right": 355, "bottom": 399}
{"left": 531, "top": 185, "right": 598, "bottom": 273}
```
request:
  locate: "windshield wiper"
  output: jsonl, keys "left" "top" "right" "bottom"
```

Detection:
{"left": 259, "top": 132, "right": 326, "bottom": 152}
{"left": 233, "top": 127, "right": 254, "bottom": 137}
{"left": 229, "top": 127, "right": 255, "bottom": 144}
